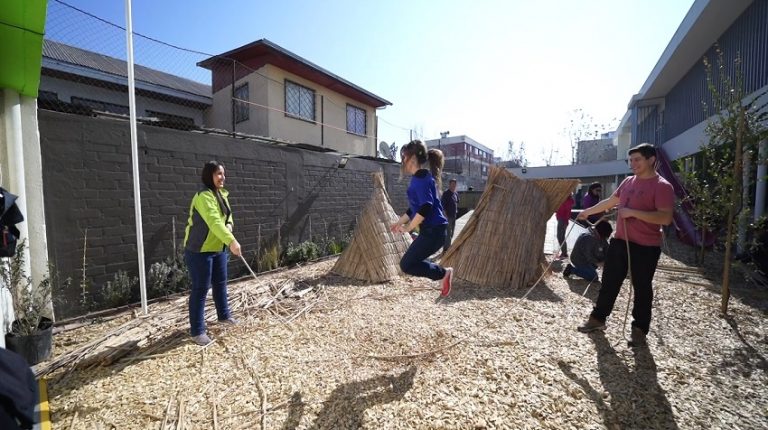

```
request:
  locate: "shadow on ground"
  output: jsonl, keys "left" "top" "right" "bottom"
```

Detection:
{"left": 715, "top": 314, "right": 768, "bottom": 378}
{"left": 291, "top": 366, "right": 418, "bottom": 430}
{"left": 558, "top": 332, "right": 679, "bottom": 429}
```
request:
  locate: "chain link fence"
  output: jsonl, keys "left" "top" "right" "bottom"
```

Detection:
{"left": 43, "top": 0, "right": 394, "bottom": 147}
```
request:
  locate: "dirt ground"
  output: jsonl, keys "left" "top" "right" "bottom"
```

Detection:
{"left": 44, "top": 238, "right": 768, "bottom": 429}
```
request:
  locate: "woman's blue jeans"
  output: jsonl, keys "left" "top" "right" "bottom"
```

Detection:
{"left": 572, "top": 264, "right": 598, "bottom": 282}
{"left": 400, "top": 224, "right": 447, "bottom": 281}
{"left": 185, "top": 249, "right": 231, "bottom": 336}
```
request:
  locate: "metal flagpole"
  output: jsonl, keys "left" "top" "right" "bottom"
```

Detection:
{"left": 125, "top": 0, "right": 148, "bottom": 314}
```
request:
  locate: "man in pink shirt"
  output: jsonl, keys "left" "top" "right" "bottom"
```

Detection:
{"left": 575, "top": 143, "right": 675, "bottom": 347}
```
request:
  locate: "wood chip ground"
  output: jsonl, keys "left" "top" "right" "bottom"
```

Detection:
{"left": 42, "top": 239, "right": 768, "bottom": 429}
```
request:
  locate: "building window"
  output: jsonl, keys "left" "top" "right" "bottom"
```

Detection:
{"left": 71, "top": 97, "right": 129, "bottom": 115}
{"left": 234, "top": 83, "right": 249, "bottom": 123}
{"left": 146, "top": 110, "right": 195, "bottom": 126}
{"left": 285, "top": 80, "right": 315, "bottom": 122}
{"left": 346, "top": 104, "right": 366, "bottom": 135}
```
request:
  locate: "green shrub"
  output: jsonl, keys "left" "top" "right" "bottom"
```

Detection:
{"left": 326, "top": 240, "right": 344, "bottom": 255}
{"left": 282, "top": 241, "right": 320, "bottom": 265}
{"left": 259, "top": 244, "right": 280, "bottom": 272}
{"left": 102, "top": 270, "right": 136, "bottom": 308}
{"left": 148, "top": 252, "right": 190, "bottom": 298}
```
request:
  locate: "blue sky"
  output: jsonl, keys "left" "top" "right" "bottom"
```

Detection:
{"left": 46, "top": 0, "right": 695, "bottom": 165}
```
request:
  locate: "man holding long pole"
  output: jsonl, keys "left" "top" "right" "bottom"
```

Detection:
{"left": 575, "top": 143, "right": 674, "bottom": 347}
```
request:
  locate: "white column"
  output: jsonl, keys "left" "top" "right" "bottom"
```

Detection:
{"left": 20, "top": 94, "right": 51, "bottom": 318}
{"left": 3, "top": 88, "right": 31, "bottom": 279}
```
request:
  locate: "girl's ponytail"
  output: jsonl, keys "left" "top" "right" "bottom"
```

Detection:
{"left": 427, "top": 148, "right": 444, "bottom": 191}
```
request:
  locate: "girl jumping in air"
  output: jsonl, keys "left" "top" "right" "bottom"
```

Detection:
{"left": 391, "top": 140, "right": 453, "bottom": 296}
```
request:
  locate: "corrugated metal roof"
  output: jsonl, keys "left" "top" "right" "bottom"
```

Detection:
{"left": 42, "top": 39, "right": 211, "bottom": 99}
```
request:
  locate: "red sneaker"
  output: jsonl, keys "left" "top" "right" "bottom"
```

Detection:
{"left": 440, "top": 267, "right": 453, "bottom": 297}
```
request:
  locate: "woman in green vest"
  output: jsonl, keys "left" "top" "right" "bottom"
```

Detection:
{"left": 184, "top": 161, "right": 242, "bottom": 346}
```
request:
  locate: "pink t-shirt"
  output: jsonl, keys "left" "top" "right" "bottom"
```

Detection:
{"left": 613, "top": 174, "right": 675, "bottom": 247}
{"left": 556, "top": 195, "right": 575, "bottom": 221}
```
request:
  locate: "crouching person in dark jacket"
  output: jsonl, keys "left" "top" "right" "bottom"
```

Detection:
{"left": 563, "top": 221, "right": 613, "bottom": 282}
{"left": 0, "top": 348, "right": 37, "bottom": 430}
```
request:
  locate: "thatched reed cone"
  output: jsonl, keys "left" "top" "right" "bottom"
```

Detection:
{"left": 331, "top": 172, "right": 412, "bottom": 282}
{"left": 441, "top": 167, "right": 578, "bottom": 289}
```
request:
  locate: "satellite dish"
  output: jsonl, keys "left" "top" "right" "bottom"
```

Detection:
{"left": 379, "top": 141, "right": 391, "bottom": 159}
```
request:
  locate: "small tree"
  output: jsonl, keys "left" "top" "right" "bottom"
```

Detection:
{"left": 540, "top": 144, "right": 559, "bottom": 166}
{"left": 688, "top": 46, "right": 768, "bottom": 315}
{"left": 565, "top": 108, "right": 595, "bottom": 164}
{"left": 506, "top": 140, "right": 528, "bottom": 167}
{"left": 677, "top": 149, "right": 729, "bottom": 264}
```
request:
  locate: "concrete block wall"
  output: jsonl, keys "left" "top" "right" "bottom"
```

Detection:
{"left": 39, "top": 110, "right": 405, "bottom": 317}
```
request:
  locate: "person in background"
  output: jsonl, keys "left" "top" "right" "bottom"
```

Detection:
{"left": 0, "top": 348, "right": 37, "bottom": 430}
{"left": 563, "top": 220, "right": 613, "bottom": 282}
{"left": 441, "top": 178, "right": 459, "bottom": 252}
{"left": 574, "top": 188, "right": 584, "bottom": 209}
{"left": 575, "top": 143, "right": 674, "bottom": 347}
{"left": 391, "top": 140, "right": 453, "bottom": 297}
{"left": 581, "top": 183, "right": 604, "bottom": 224}
{"left": 555, "top": 193, "right": 575, "bottom": 259}
{"left": 184, "top": 160, "right": 242, "bottom": 346}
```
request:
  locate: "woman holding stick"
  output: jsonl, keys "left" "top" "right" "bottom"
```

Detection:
{"left": 183, "top": 160, "right": 242, "bottom": 346}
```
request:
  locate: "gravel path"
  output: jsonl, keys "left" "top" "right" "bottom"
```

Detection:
{"left": 46, "top": 242, "right": 768, "bottom": 429}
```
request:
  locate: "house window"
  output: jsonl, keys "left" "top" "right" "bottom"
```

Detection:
{"left": 285, "top": 80, "right": 315, "bottom": 122}
{"left": 346, "top": 104, "right": 366, "bottom": 135}
{"left": 71, "top": 97, "right": 129, "bottom": 115}
{"left": 146, "top": 110, "right": 195, "bottom": 126}
{"left": 234, "top": 83, "right": 249, "bottom": 123}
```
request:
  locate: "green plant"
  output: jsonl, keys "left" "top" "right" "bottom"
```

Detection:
{"left": 326, "top": 240, "right": 344, "bottom": 255}
{"left": 148, "top": 251, "right": 190, "bottom": 298}
{"left": 0, "top": 240, "right": 52, "bottom": 336}
{"left": 689, "top": 46, "right": 768, "bottom": 314}
{"left": 259, "top": 244, "right": 280, "bottom": 272}
{"left": 282, "top": 241, "right": 320, "bottom": 266}
{"left": 102, "top": 270, "right": 136, "bottom": 308}
{"left": 677, "top": 154, "right": 726, "bottom": 264}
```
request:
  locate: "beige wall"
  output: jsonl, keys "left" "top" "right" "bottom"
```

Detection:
{"left": 204, "top": 69, "right": 270, "bottom": 135}
{"left": 205, "top": 64, "right": 377, "bottom": 156}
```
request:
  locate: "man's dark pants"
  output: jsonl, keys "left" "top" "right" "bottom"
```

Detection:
{"left": 444, "top": 216, "right": 456, "bottom": 251}
{"left": 556, "top": 219, "right": 568, "bottom": 256}
{"left": 590, "top": 238, "right": 661, "bottom": 334}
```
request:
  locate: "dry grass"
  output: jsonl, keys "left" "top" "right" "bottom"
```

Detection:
{"left": 42, "top": 239, "right": 768, "bottom": 429}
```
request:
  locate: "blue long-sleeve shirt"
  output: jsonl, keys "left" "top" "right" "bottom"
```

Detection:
{"left": 406, "top": 169, "right": 448, "bottom": 227}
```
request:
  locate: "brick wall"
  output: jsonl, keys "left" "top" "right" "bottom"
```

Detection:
{"left": 39, "top": 110, "right": 406, "bottom": 317}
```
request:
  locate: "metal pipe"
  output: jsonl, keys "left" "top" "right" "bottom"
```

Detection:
{"left": 125, "top": 0, "right": 148, "bottom": 315}
{"left": 320, "top": 95, "right": 324, "bottom": 147}
{"left": 231, "top": 59, "right": 236, "bottom": 136}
